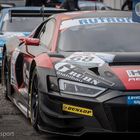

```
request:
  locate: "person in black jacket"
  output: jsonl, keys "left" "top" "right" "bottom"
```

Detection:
{"left": 25, "top": 0, "right": 46, "bottom": 6}
{"left": 121, "top": 0, "right": 132, "bottom": 11}
{"left": 56, "top": 0, "right": 80, "bottom": 11}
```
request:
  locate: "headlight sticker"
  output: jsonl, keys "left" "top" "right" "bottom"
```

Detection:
{"left": 59, "top": 79, "right": 106, "bottom": 97}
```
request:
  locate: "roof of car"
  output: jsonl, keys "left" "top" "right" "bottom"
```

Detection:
{"left": 55, "top": 11, "right": 132, "bottom": 21}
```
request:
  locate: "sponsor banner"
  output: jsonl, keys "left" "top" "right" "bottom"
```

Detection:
{"left": 60, "top": 17, "right": 134, "bottom": 30}
{"left": 132, "top": 0, "right": 140, "bottom": 22}
{"left": 127, "top": 96, "right": 140, "bottom": 105}
{"left": 62, "top": 104, "right": 93, "bottom": 117}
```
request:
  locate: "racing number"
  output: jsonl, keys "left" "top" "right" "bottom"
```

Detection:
{"left": 70, "top": 56, "right": 95, "bottom": 62}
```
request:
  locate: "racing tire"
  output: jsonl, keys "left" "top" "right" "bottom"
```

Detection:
{"left": 30, "top": 69, "right": 40, "bottom": 131}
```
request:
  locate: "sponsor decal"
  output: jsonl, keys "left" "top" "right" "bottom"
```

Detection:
{"left": 127, "top": 70, "right": 140, "bottom": 82}
{"left": 111, "top": 67, "right": 140, "bottom": 90}
{"left": 55, "top": 62, "right": 100, "bottom": 85}
{"left": 127, "top": 96, "right": 140, "bottom": 105}
{"left": 127, "top": 70, "right": 140, "bottom": 77}
{"left": 11, "top": 50, "right": 20, "bottom": 86}
{"left": 132, "top": 0, "right": 140, "bottom": 22}
{"left": 62, "top": 104, "right": 93, "bottom": 117}
{"left": 60, "top": 17, "right": 134, "bottom": 30}
{"left": 55, "top": 61, "right": 114, "bottom": 86}
{"left": 63, "top": 52, "right": 105, "bottom": 68}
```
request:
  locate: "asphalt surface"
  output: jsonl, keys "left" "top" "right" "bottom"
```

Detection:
{"left": 0, "top": 85, "right": 75, "bottom": 140}
{"left": 0, "top": 85, "right": 106, "bottom": 139}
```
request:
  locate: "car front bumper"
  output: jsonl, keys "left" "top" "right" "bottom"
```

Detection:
{"left": 37, "top": 89, "right": 140, "bottom": 136}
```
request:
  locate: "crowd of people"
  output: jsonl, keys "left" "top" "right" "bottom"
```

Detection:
{"left": 25, "top": 0, "right": 80, "bottom": 11}
{"left": 25, "top": 0, "right": 133, "bottom": 11}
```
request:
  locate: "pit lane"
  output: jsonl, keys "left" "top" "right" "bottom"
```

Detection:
{"left": 0, "top": 85, "right": 72, "bottom": 139}
{"left": 0, "top": 85, "right": 106, "bottom": 139}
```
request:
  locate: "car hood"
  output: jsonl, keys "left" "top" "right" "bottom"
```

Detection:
{"left": 0, "top": 32, "right": 30, "bottom": 46}
{"left": 54, "top": 52, "right": 140, "bottom": 90}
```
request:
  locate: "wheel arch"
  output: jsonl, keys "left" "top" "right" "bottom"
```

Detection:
{"left": 28, "top": 60, "right": 36, "bottom": 93}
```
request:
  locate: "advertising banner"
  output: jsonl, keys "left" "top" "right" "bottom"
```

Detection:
{"left": 133, "top": 0, "right": 140, "bottom": 22}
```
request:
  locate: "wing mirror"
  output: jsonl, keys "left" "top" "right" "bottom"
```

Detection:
{"left": 19, "top": 37, "right": 40, "bottom": 46}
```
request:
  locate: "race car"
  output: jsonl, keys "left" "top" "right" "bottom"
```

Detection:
{"left": 0, "top": 3, "right": 15, "bottom": 11}
{"left": 0, "top": 7, "right": 66, "bottom": 79}
{"left": 2, "top": 11, "right": 140, "bottom": 136}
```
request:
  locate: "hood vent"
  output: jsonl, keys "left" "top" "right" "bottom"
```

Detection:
{"left": 89, "top": 67, "right": 100, "bottom": 76}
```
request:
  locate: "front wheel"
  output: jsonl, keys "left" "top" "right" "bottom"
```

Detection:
{"left": 30, "top": 69, "right": 40, "bottom": 131}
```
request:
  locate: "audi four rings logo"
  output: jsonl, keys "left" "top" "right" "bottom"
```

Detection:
{"left": 135, "top": 2, "right": 140, "bottom": 17}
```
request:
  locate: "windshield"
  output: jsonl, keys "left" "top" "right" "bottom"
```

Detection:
{"left": 58, "top": 23, "right": 140, "bottom": 52}
{"left": 1, "top": 17, "right": 45, "bottom": 32}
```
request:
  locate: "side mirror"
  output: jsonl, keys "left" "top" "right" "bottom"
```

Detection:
{"left": 25, "top": 38, "right": 40, "bottom": 46}
{"left": 19, "top": 37, "right": 40, "bottom": 46}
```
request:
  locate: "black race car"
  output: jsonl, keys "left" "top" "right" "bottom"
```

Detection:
{"left": 2, "top": 11, "right": 140, "bottom": 136}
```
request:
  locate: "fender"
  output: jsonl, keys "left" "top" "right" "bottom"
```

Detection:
{"left": 34, "top": 53, "right": 53, "bottom": 69}
{"left": 5, "top": 36, "right": 21, "bottom": 54}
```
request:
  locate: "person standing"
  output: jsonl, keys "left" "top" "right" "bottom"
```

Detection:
{"left": 56, "top": 0, "right": 80, "bottom": 11}
{"left": 121, "top": 0, "right": 132, "bottom": 11}
{"left": 25, "top": 0, "right": 32, "bottom": 6}
{"left": 25, "top": 0, "right": 46, "bottom": 6}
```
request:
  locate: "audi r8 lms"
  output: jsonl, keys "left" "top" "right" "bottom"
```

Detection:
{"left": 0, "top": 7, "right": 65, "bottom": 80}
{"left": 2, "top": 11, "right": 140, "bottom": 136}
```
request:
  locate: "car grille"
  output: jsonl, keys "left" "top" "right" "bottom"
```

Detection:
{"left": 104, "top": 105, "right": 140, "bottom": 132}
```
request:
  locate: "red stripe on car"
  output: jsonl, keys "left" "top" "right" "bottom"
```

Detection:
{"left": 111, "top": 66, "right": 140, "bottom": 90}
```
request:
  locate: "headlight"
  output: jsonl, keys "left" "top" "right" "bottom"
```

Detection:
{"left": 59, "top": 79, "right": 106, "bottom": 97}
